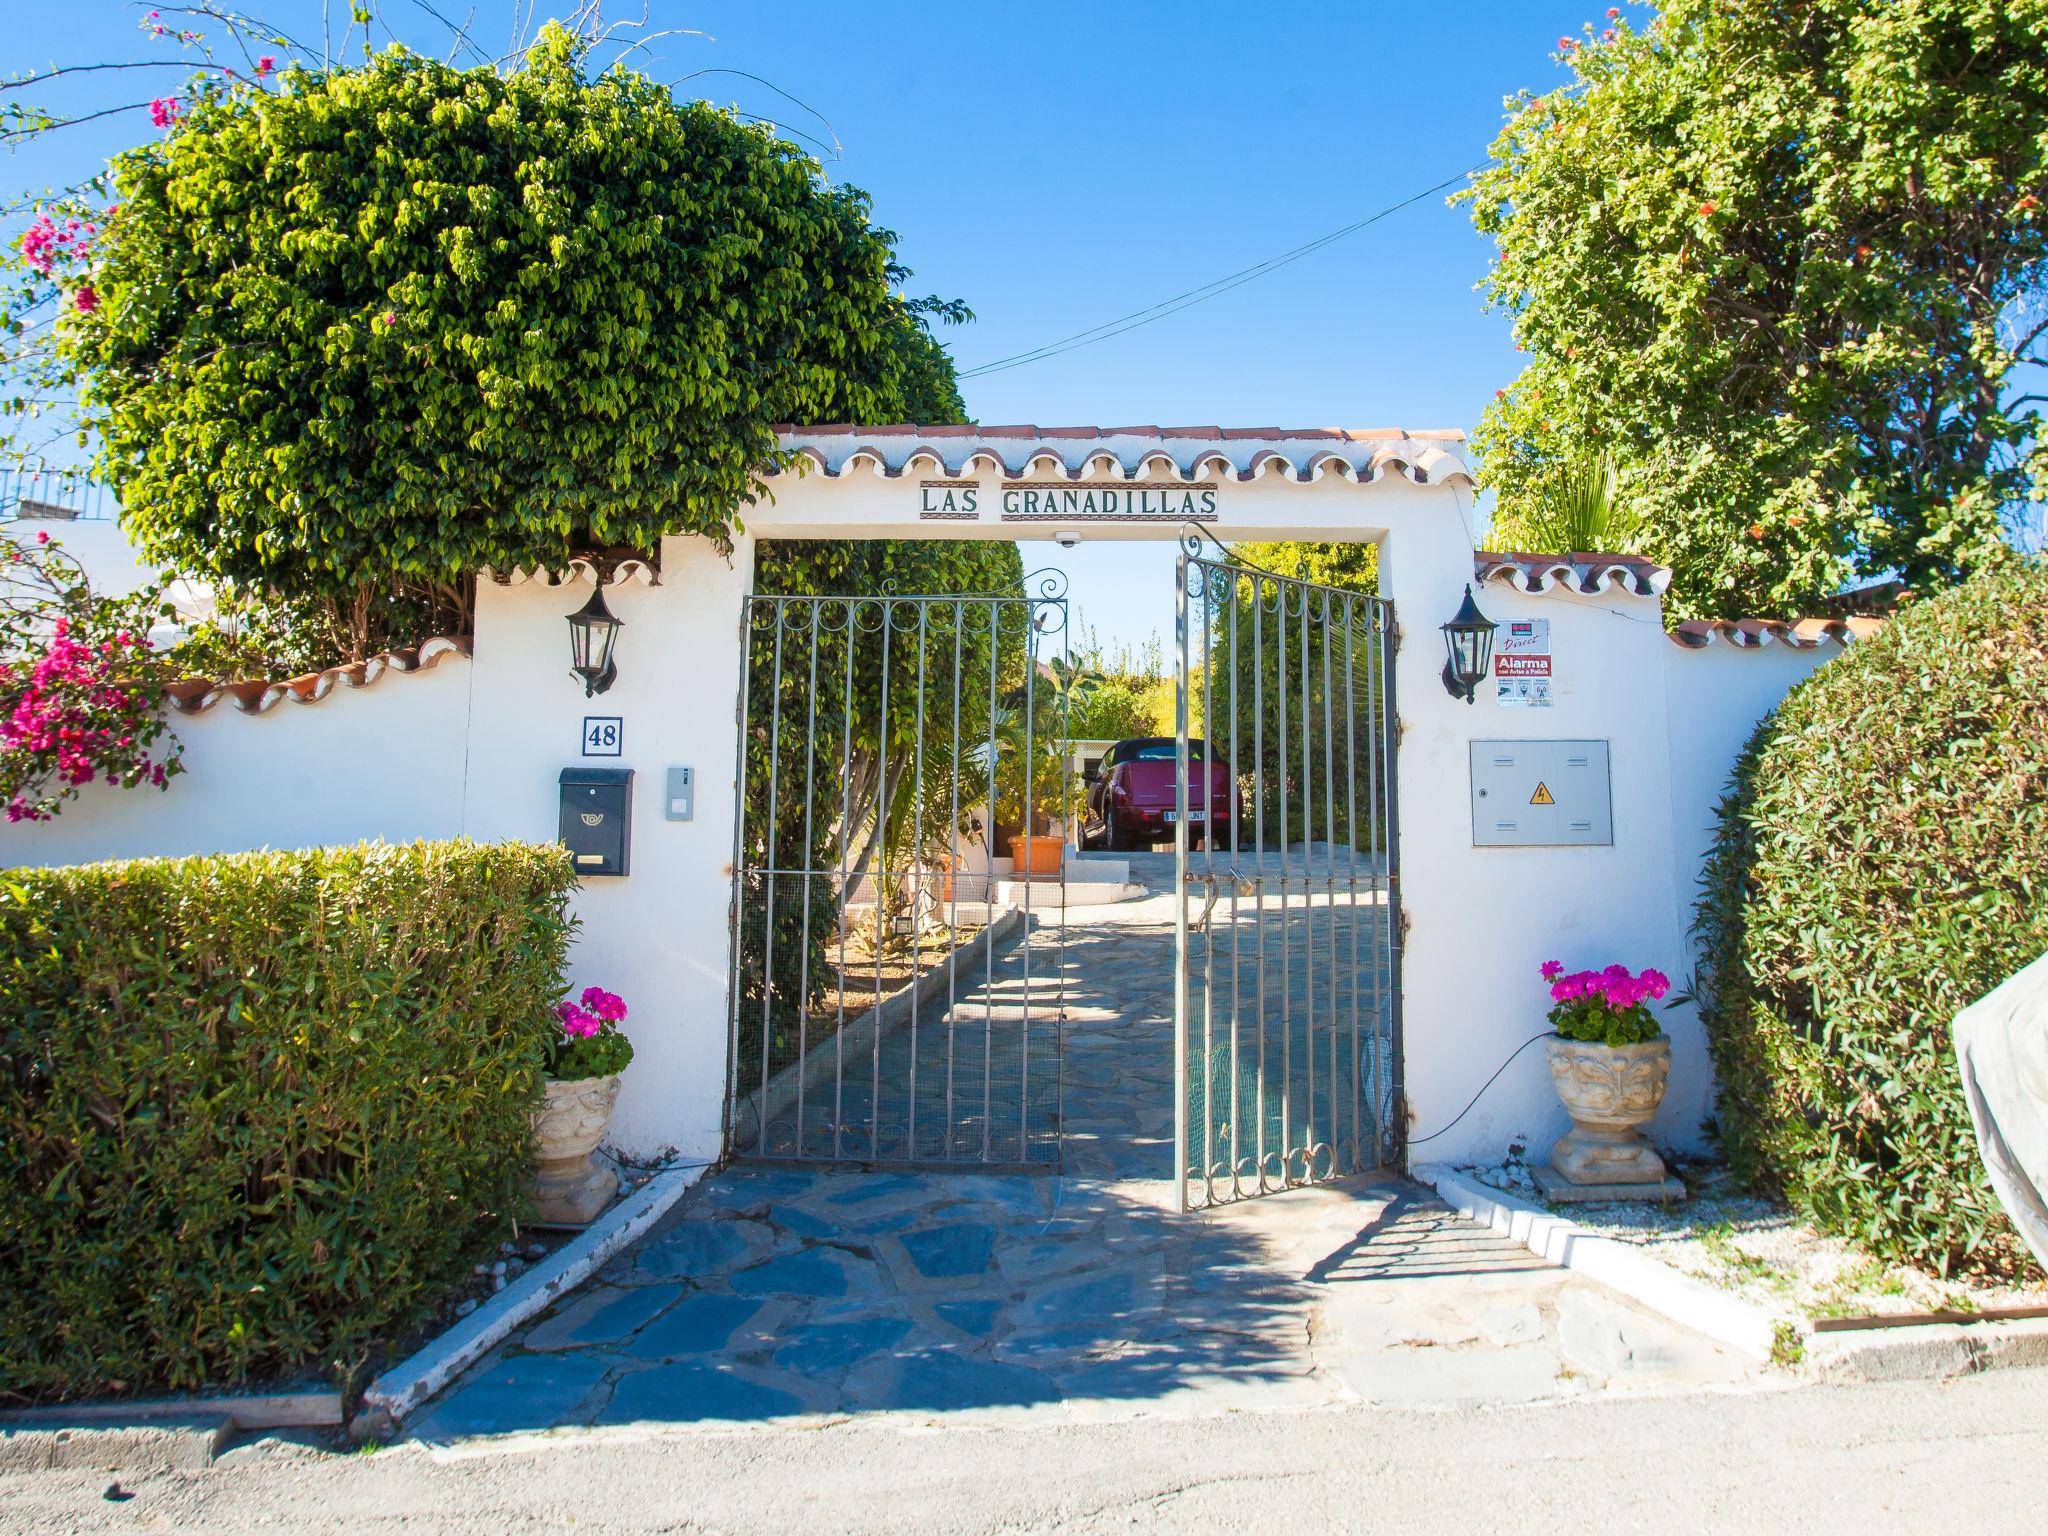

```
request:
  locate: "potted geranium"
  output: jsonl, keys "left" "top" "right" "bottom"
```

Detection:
{"left": 530, "top": 986, "right": 634, "bottom": 1226}
{"left": 1538, "top": 961, "right": 1673, "bottom": 1187}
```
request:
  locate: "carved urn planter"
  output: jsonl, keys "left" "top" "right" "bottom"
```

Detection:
{"left": 530, "top": 1072, "right": 622, "bottom": 1226}
{"left": 1544, "top": 1035, "right": 1671, "bottom": 1185}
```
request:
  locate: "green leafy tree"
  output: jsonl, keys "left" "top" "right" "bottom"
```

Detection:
{"left": 1063, "top": 627, "right": 1169, "bottom": 741}
{"left": 1204, "top": 542, "right": 1386, "bottom": 850}
{"left": 53, "top": 27, "right": 957, "bottom": 655}
{"left": 1485, "top": 453, "right": 1640, "bottom": 555}
{"left": 1463, "top": 1, "right": 2048, "bottom": 619}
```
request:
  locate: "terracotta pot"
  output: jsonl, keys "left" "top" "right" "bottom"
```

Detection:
{"left": 1543, "top": 1035, "right": 1671, "bottom": 1185}
{"left": 1008, "top": 834, "right": 1063, "bottom": 877}
{"left": 530, "top": 1072, "right": 622, "bottom": 1225}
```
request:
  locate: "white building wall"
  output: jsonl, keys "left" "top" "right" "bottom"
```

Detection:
{"left": 459, "top": 534, "right": 751, "bottom": 1162}
{"left": 1, "top": 656, "right": 471, "bottom": 865}
{"left": 2, "top": 487, "right": 1851, "bottom": 1173}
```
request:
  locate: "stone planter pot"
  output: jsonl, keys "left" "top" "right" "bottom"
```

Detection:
{"left": 1544, "top": 1035, "right": 1671, "bottom": 1185}
{"left": 530, "top": 1072, "right": 622, "bottom": 1226}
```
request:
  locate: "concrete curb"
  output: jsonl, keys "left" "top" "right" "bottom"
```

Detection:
{"left": 1806, "top": 1316, "right": 2048, "bottom": 1382}
{"left": 1412, "top": 1163, "right": 1779, "bottom": 1361}
{"left": 354, "top": 1162, "right": 702, "bottom": 1437}
{"left": 0, "top": 1389, "right": 342, "bottom": 1475}
{"left": 0, "top": 1419, "right": 232, "bottom": 1475}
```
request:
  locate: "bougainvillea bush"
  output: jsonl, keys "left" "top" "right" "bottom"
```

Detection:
{"left": 1542, "top": 961, "right": 1670, "bottom": 1046}
{"left": 1695, "top": 557, "right": 2048, "bottom": 1279}
{"left": 0, "top": 839, "right": 577, "bottom": 1400}
{"left": 1, "top": 531, "right": 181, "bottom": 821}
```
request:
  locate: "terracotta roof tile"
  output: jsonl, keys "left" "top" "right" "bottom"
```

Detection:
{"left": 1668, "top": 616, "right": 1885, "bottom": 651}
{"left": 1473, "top": 551, "right": 1672, "bottom": 597}
{"left": 771, "top": 425, "right": 1474, "bottom": 487}
{"left": 161, "top": 635, "right": 470, "bottom": 716}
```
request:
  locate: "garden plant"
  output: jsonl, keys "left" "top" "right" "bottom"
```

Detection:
{"left": 1696, "top": 556, "right": 2048, "bottom": 1278}
{"left": 0, "top": 839, "right": 578, "bottom": 1399}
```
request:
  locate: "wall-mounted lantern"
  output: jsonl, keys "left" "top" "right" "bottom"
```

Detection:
{"left": 567, "top": 585, "right": 623, "bottom": 697}
{"left": 1439, "top": 583, "right": 1497, "bottom": 704}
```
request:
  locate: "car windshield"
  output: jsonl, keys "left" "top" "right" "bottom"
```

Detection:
{"left": 1125, "top": 742, "right": 1207, "bottom": 761}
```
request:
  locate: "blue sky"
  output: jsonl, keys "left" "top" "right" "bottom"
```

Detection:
{"left": 10, "top": 1, "right": 1609, "bottom": 653}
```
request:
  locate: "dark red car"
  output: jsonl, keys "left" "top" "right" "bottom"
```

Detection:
{"left": 1082, "top": 737, "right": 1240, "bottom": 852}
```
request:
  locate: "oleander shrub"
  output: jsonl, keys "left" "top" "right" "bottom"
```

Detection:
{"left": 0, "top": 839, "right": 577, "bottom": 1401}
{"left": 1695, "top": 557, "right": 2048, "bottom": 1278}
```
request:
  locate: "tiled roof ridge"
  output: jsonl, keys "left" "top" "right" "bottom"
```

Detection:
{"left": 1473, "top": 550, "right": 1672, "bottom": 598}
{"left": 160, "top": 634, "right": 470, "bottom": 716}
{"left": 771, "top": 425, "right": 1475, "bottom": 488}
{"left": 775, "top": 423, "right": 1468, "bottom": 441}
{"left": 1668, "top": 616, "right": 1886, "bottom": 651}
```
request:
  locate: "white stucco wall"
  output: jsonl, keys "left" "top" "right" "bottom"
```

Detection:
{"left": 1, "top": 477, "right": 1850, "bottom": 1173}
{"left": 1386, "top": 574, "right": 1844, "bottom": 1165}
{"left": 2, "top": 530, "right": 748, "bottom": 1165}
{"left": 458, "top": 534, "right": 751, "bottom": 1162}
{"left": 2, "top": 655, "right": 471, "bottom": 863}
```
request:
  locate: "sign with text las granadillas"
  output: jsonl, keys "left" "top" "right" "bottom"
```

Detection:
{"left": 919, "top": 480, "right": 1219, "bottom": 523}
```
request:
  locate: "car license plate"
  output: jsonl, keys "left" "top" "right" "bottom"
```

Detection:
{"left": 1164, "top": 810, "right": 1207, "bottom": 823}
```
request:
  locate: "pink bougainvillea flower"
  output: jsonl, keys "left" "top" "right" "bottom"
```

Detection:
{"left": 381, "top": 311, "right": 398, "bottom": 327}
{"left": 72, "top": 286, "right": 98, "bottom": 314}
{"left": 256, "top": 55, "right": 276, "bottom": 75}
{"left": 149, "top": 97, "right": 181, "bottom": 130}
{"left": 1607, "top": 6, "right": 1621, "bottom": 16}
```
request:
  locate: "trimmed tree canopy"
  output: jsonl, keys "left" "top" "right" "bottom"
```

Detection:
{"left": 62, "top": 27, "right": 939, "bottom": 597}
{"left": 1465, "top": 0, "right": 2048, "bottom": 619}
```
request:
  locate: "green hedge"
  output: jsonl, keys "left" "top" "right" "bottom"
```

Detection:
{"left": 0, "top": 839, "right": 577, "bottom": 1400}
{"left": 1695, "top": 558, "right": 2048, "bottom": 1278}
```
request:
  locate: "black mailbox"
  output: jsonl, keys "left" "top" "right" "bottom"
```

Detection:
{"left": 559, "top": 767, "right": 633, "bottom": 877}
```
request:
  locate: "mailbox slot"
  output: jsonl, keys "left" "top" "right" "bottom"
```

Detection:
{"left": 560, "top": 767, "right": 634, "bottom": 876}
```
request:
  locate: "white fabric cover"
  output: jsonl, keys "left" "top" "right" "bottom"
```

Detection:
{"left": 1955, "top": 950, "right": 2048, "bottom": 1269}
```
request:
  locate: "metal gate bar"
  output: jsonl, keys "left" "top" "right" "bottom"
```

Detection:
{"left": 724, "top": 579, "right": 1069, "bottom": 1168}
{"left": 1175, "top": 538, "right": 1400, "bottom": 1210}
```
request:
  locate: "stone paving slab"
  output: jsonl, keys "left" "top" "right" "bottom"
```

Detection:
{"left": 409, "top": 879, "right": 1760, "bottom": 1444}
{"left": 409, "top": 1167, "right": 1759, "bottom": 1442}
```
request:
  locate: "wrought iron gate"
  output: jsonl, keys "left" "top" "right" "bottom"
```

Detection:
{"left": 724, "top": 580, "right": 1069, "bottom": 1167}
{"left": 1174, "top": 540, "right": 1402, "bottom": 1210}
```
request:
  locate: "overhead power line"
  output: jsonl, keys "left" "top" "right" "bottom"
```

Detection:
{"left": 955, "top": 167, "right": 1483, "bottom": 381}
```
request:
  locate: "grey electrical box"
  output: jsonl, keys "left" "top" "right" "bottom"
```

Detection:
{"left": 1470, "top": 740, "right": 1612, "bottom": 847}
{"left": 559, "top": 767, "right": 634, "bottom": 876}
{"left": 665, "top": 765, "right": 695, "bottom": 822}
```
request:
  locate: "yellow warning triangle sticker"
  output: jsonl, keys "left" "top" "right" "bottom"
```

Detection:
{"left": 1529, "top": 781, "right": 1555, "bottom": 806}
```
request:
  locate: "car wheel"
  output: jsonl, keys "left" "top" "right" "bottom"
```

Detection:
{"left": 1105, "top": 807, "right": 1129, "bottom": 853}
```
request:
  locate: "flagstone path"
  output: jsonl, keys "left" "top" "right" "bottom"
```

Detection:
{"left": 410, "top": 858, "right": 1756, "bottom": 1443}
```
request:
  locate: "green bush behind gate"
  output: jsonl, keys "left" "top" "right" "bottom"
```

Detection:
{"left": 1695, "top": 559, "right": 2048, "bottom": 1278}
{"left": 0, "top": 839, "right": 577, "bottom": 1400}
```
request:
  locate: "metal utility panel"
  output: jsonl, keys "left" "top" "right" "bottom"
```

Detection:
{"left": 1470, "top": 740, "right": 1612, "bottom": 847}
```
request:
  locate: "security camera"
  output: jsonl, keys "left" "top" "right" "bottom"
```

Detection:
{"left": 1054, "top": 529, "right": 1081, "bottom": 549}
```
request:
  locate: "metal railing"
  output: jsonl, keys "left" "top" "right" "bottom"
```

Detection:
{"left": 0, "top": 462, "right": 117, "bottom": 523}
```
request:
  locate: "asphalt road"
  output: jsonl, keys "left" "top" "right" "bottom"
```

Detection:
{"left": 9, "top": 1367, "right": 2046, "bottom": 1535}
